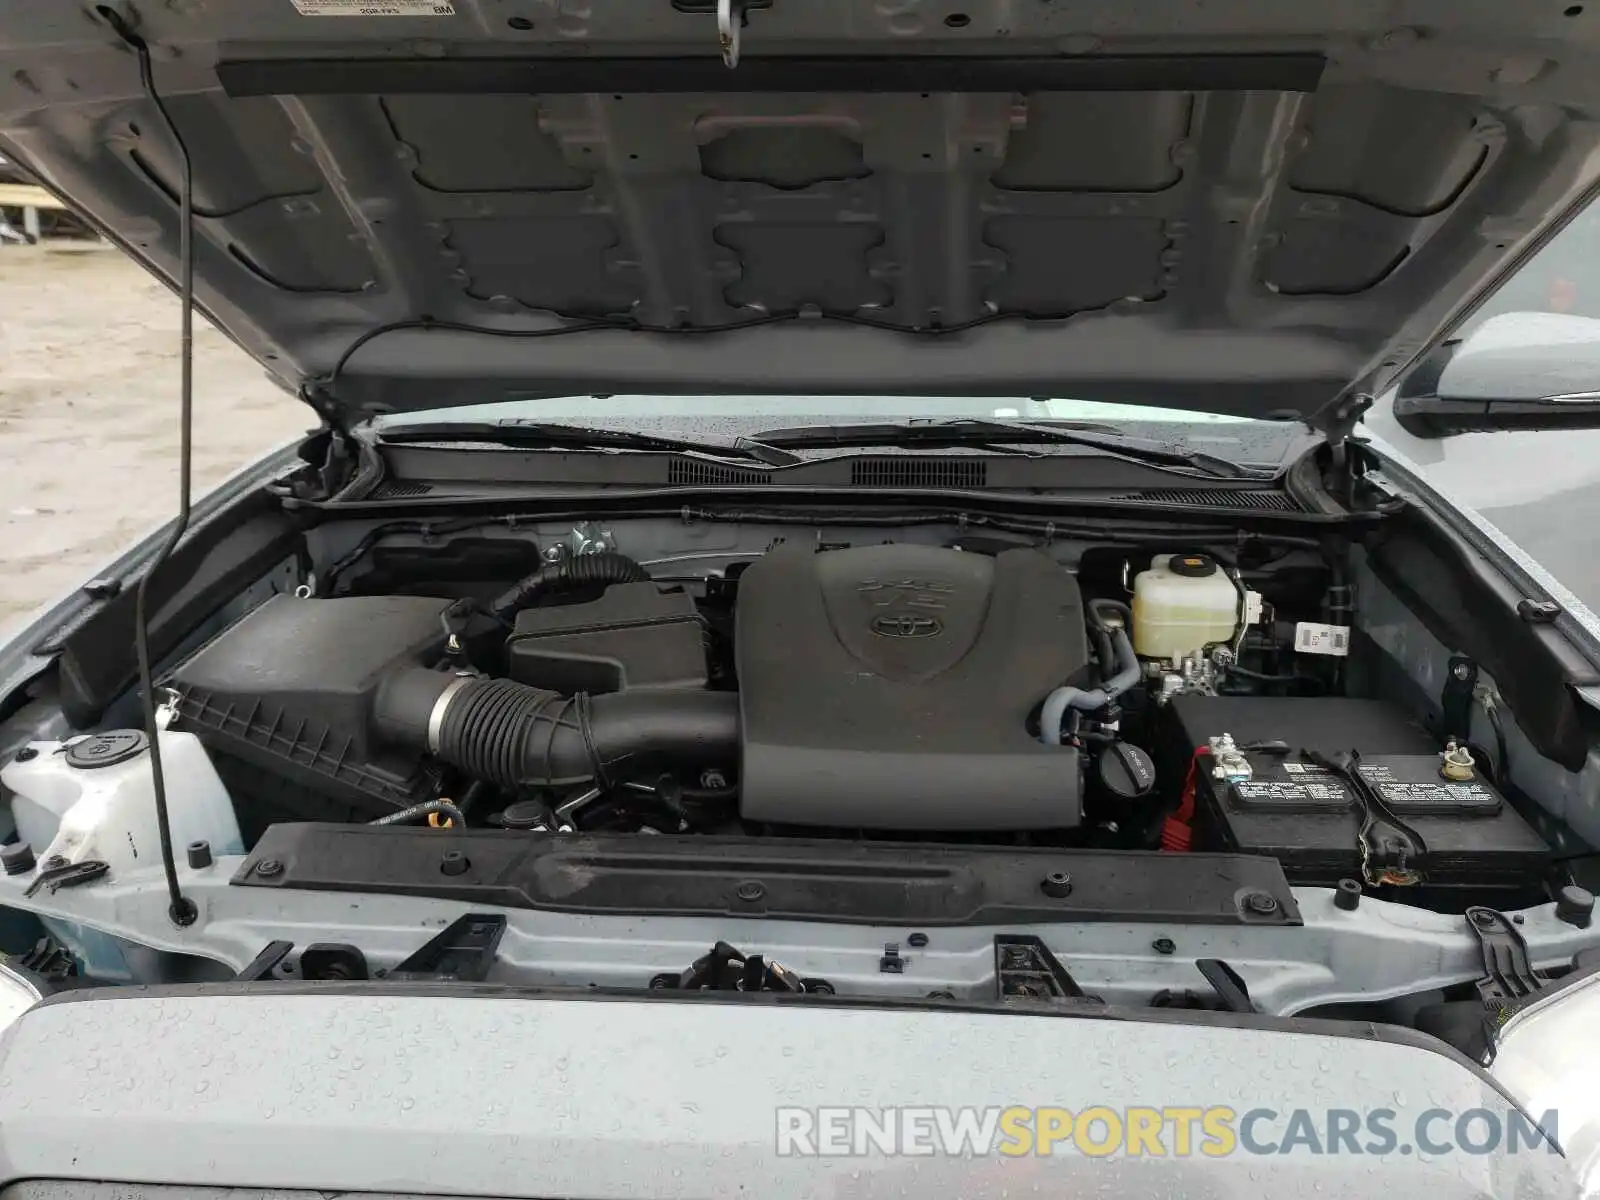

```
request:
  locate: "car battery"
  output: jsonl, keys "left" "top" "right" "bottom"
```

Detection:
{"left": 1162, "top": 695, "right": 1549, "bottom": 894}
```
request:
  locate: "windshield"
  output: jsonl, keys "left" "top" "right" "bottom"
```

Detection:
{"left": 1367, "top": 202, "right": 1600, "bottom": 614}
{"left": 375, "top": 396, "right": 1303, "bottom": 472}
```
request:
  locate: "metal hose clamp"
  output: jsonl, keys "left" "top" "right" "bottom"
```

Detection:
{"left": 717, "top": 0, "right": 740, "bottom": 68}
{"left": 426, "top": 674, "right": 475, "bottom": 754}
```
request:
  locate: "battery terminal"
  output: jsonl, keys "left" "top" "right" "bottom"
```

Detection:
{"left": 1209, "top": 732, "right": 1253, "bottom": 783}
{"left": 1440, "top": 739, "right": 1477, "bottom": 782}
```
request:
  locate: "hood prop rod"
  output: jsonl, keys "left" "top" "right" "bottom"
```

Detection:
{"left": 102, "top": 4, "right": 197, "bottom": 927}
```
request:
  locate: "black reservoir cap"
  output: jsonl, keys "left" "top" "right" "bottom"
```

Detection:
{"left": 65, "top": 729, "right": 147, "bottom": 769}
{"left": 2, "top": 841, "right": 36, "bottom": 876}
{"left": 1169, "top": 554, "right": 1218, "bottom": 578}
{"left": 1557, "top": 884, "right": 1595, "bottom": 928}
{"left": 1098, "top": 742, "right": 1157, "bottom": 801}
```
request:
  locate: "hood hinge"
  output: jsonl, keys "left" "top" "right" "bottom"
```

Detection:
{"left": 299, "top": 381, "right": 347, "bottom": 430}
{"left": 280, "top": 384, "right": 363, "bottom": 500}
{"left": 1322, "top": 390, "right": 1374, "bottom": 499}
{"left": 1323, "top": 390, "right": 1374, "bottom": 451}
{"left": 270, "top": 423, "right": 357, "bottom": 504}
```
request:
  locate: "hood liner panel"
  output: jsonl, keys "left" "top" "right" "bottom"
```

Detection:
{"left": 4, "top": 1, "right": 1600, "bottom": 428}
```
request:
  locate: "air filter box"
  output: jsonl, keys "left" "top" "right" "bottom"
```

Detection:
{"left": 163, "top": 594, "right": 453, "bottom": 832}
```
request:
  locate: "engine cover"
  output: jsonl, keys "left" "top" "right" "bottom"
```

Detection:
{"left": 735, "top": 543, "right": 1088, "bottom": 830}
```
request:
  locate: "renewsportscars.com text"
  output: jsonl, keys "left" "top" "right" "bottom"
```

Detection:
{"left": 775, "top": 1105, "right": 1559, "bottom": 1158}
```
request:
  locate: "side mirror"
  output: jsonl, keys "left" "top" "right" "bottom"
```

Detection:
{"left": 1392, "top": 312, "right": 1600, "bottom": 436}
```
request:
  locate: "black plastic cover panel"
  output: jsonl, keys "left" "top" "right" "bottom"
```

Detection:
{"left": 235, "top": 824, "right": 1300, "bottom": 927}
{"left": 164, "top": 594, "right": 451, "bottom": 821}
{"left": 735, "top": 544, "right": 1087, "bottom": 829}
{"left": 507, "top": 582, "right": 708, "bottom": 694}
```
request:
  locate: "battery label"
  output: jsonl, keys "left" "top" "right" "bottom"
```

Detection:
{"left": 1234, "top": 778, "right": 1349, "bottom": 806}
{"left": 1226, "top": 755, "right": 1502, "bottom": 816}
{"left": 1358, "top": 759, "right": 1501, "bottom": 810}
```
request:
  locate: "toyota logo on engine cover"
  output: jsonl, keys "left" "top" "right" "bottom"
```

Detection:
{"left": 870, "top": 613, "right": 943, "bottom": 638}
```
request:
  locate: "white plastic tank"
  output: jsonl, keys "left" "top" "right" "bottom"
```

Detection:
{"left": 3, "top": 729, "right": 242, "bottom": 877}
{"left": 1131, "top": 552, "right": 1240, "bottom": 660}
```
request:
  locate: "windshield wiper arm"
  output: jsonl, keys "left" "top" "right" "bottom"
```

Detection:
{"left": 750, "top": 419, "right": 1264, "bottom": 479}
{"left": 377, "top": 420, "right": 800, "bottom": 466}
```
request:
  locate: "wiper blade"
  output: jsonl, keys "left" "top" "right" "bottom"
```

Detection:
{"left": 377, "top": 420, "right": 800, "bottom": 466}
{"left": 750, "top": 418, "right": 1264, "bottom": 479}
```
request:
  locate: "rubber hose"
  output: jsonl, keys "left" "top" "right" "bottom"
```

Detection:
{"left": 1086, "top": 598, "right": 1134, "bottom": 633}
{"left": 375, "top": 667, "right": 739, "bottom": 789}
{"left": 370, "top": 799, "right": 466, "bottom": 828}
{"left": 489, "top": 551, "right": 649, "bottom": 620}
{"left": 1038, "top": 621, "right": 1141, "bottom": 746}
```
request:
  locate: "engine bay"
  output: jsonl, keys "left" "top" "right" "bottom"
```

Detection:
{"left": 4, "top": 506, "right": 1598, "bottom": 1056}
{"left": 113, "top": 524, "right": 1549, "bottom": 910}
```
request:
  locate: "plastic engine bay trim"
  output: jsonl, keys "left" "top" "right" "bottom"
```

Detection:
{"left": 232, "top": 825, "right": 1300, "bottom": 927}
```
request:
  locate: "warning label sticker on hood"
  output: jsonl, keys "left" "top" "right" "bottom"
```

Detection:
{"left": 291, "top": 0, "right": 454, "bottom": 14}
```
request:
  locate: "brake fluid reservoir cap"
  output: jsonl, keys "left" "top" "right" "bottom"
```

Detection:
{"left": 65, "top": 729, "right": 149, "bottom": 769}
{"left": 1170, "top": 554, "right": 1218, "bottom": 578}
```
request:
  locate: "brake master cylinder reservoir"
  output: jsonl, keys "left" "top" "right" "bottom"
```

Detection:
{"left": 1131, "top": 553, "right": 1239, "bottom": 659}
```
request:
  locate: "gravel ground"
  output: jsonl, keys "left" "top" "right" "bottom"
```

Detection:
{"left": 0, "top": 244, "right": 307, "bottom": 635}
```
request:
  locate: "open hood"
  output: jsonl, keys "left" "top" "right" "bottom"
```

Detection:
{"left": 4, "top": 2, "right": 1600, "bottom": 434}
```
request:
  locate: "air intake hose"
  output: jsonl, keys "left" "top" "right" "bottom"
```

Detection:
{"left": 488, "top": 551, "right": 650, "bottom": 622}
{"left": 374, "top": 667, "right": 739, "bottom": 789}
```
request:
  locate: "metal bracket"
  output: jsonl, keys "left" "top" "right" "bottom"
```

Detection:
{"left": 717, "top": 0, "right": 740, "bottom": 67}
{"left": 14, "top": 935, "right": 76, "bottom": 983}
{"left": 995, "top": 935, "right": 1101, "bottom": 1004}
{"left": 1196, "top": 958, "right": 1256, "bottom": 1012}
{"left": 23, "top": 859, "right": 109, "bottom": 899}
{"left": 1441, "top": 655, "right": 1478, "bottom": 742}
{"left": 657, "top": 939, "right": 828, "bottom": 993}
{"left": 1317, "top": 390, "right": 1375, "bottom": 450}
{"left": 1517, "top": 598, "right": 1562, "bottom": 624}
{"left": 234, "top": 939, "right": 293, "bottom": 982}
{"left": 388, "top": 913, "right": 506, "bottom": 983}
{"left": 299, "top": 943, "right": 370, "bottom": 981}
{"left": 1467, "top": 906, "right": 1545, "bottom": 1013}
{"left": 232, "top": 914, "right": 506, "bottom": 985}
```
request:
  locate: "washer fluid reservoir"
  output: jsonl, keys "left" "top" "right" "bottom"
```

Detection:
{"left": 1131, "top": 553, "right": 1239, "bottom": 660}
{"left": 2, "top": 729, "right": 242, "bottom": 876}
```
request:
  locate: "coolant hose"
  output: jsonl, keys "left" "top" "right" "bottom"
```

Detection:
{"left": 374, "top": 667, "right": 739, "bottom": 789}
{"left": 488, "top": 551, "right": 650, "bottom": 621}
{"left": 1038, "top": 600, "right": 1141, "bottom": 746}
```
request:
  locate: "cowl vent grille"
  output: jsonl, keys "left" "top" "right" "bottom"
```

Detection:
{"left": 850, "top": 458, "right": 988, "bottom": 488}
{"left": 369, "top": 480, "right": 434, "bottom": 498}
{"left": 1110, "top": 488, "right": 1298, "bottom": 511}
{"left": 667, "top": 460, "right": 772, "bottom": 485}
